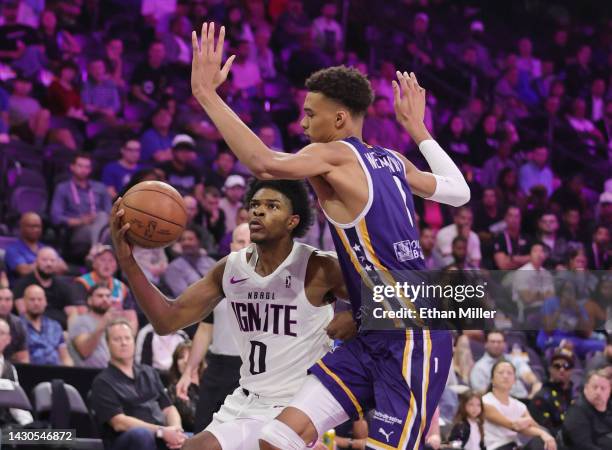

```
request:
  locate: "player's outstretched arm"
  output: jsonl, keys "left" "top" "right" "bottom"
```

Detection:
{"left": 191, "top": 22, "right": 336, "bottom": 180}
{"left": 110, "top": 199, "right": 225, "bottom": 335}
{"left": 392, "top": 71, "right": 470, "bottom": 207}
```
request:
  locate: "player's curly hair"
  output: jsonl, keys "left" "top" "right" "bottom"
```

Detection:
{"left": 305, "top": 65, "right": 374, "bottom": 116}
{"left": 244, "top": 180, "right": 313, "bottom": 238}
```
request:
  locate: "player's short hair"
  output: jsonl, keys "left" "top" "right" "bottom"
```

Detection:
{"left": 305, "top": 65, "right": 374, "bottom": 116}
{"left": 245, "top": 180, "right": 313, "bottom": 238}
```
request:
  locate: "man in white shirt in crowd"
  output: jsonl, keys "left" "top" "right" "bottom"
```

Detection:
{"left": 435, "top": 206, "right": 481, "bottom": 267}
{"left": 219, "top": 175, "right": 246, "bottom": 233}
{"left": 512, "top": 242, "right": 555, "bottom": 322}
{"left": 470, "top": 331, "right": 542, "bottom": 400}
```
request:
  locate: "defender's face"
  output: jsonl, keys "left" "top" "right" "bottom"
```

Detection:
{"left": 301, "top": 92, "right": 340, "bottom": 143}
{"left": 248, "top": 188, "right": 297, "bottom": 243}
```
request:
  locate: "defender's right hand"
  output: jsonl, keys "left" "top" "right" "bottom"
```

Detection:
{"left": 110, "top": 197, "right": 133, "bottom": 263}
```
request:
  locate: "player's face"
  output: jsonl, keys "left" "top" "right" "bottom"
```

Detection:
{"left": 301, "top": 92, "right": 341, "bottom": 143}
{"left": 248, "top": 188, "right": 297, "bottom": 243}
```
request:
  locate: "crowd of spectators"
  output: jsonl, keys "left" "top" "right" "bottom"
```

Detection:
{"left": 0, "top": 0, "right": 611, "bottom": 449}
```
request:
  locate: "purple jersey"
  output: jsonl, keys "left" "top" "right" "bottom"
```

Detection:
{"left": 323, "top": 137, "right": 425, "bottom": 325}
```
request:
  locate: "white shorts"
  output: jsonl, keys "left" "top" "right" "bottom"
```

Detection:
{"left": 205, "top": 387, "right": 289, "bottom": 450}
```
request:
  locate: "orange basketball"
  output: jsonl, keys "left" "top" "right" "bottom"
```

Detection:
{"left": 121, "top": 181, "right": 187, "bottom": 249}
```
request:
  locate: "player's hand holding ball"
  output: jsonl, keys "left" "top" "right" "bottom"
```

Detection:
{"left": 110, "top": 181, "right": 188, "bottom": 262}
{"left": 191, "top": 22, "right": 236, "bottom": 102}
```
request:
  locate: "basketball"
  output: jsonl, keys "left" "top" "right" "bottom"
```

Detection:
{"left": 121, "top": 181, "right": 188, "bottom": 249}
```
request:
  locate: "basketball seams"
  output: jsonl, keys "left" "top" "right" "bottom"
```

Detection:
{"left": 123, "top": 188, "right": 188, "bottom": 216}
{"left": 122, "top": 203, "right": 186, "bottom": 228}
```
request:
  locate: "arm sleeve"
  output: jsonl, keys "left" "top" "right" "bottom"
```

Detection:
{"left": 419, "top": 139, "right": 471, "bottom": 207}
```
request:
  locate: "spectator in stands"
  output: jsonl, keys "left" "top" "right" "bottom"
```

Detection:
{"left": 8, "top": 74, "right": 54, "bottom": 147}
{"left": 273, "top": 0, "right": 311, "bottom": 51}
{"left": 21, "top": 284, "right": 72, "bottom": 366}
{"left": 470, "top": 331, "right": 542, "bottom": 399}
{"left": 158, "top": 134, "right": 205, "bottom": 198}
{"left": 166, "top": 342, "right": 199, "bottom": 433}
{"left": 481, "top": 132, "right": 518, "bottom": 189}
{"left": 220, "top": 175, "right": 245, "bottom": 232}
{"left": 584, "top": 276, "right": 611, "bottom": 332}
{"left": 0, "top": 1, "right": 40, "bottom": 71}
{"left": 46, "top": 60, "right": 86, "bottom": 120}
{"left": 38, "top": 8, "right": 80, "bottom": 64}
{"left": 252, "top": 26, "right": 276, "bottom": 80}
{"left": 448, "top": 390, "right": 485, "bottom": 450}
{"left": 51, "top": 153, "right": 112, "bottom": 260}
{"left": 529, "top": 347, "right": 576, "bottom": 436}
{"left": 435, "top": 206, "right": 481, "bottom": 268}
{"left": 4, "top": 212, "right": 67, "bottom": 282}
{"left": 140, "top": 106, "right": 175, "bottom": 163}
{"left": 566, "top": 97, "right": 605, "bottom": 152}
{"left": 558, "top": 207, "right": 583, "bottom": 245}
{"left": 225, "top": 4, "right": 254, "bottom": 47}
{"left": 163, "top": 227, "right": 216, "bottom": 297}
{"left": 445, "top": 236, "right": 478, "bottom": 270}
{"left": 204, "top": 150, "right": 236, "bottom": 190}
{"left": 598, "top": 191, "right": 612, "bottom": 229}
{"left": 492, "top": 206, "right": 531, "bottom": 270}
{"left": 161, "top": 14, "right": 192, "bottom": 66}
{"left": 586, "top": 224, "right": 610, "bottom": 270}
{"left": 230, "top": 40, "right": 262, "bottom": 95}
{"left": 74, "top": 244, "right": 137, "bottom": 332}
{"left": 496, "top": 167, "right": 526, "bottom": 211}
{"left": 562, "top": 369, "right": 612, "bottom": 450}
{"left": 13, "top": 247, "right": 81, "bottom": 328}
{"left": 130, "top": 41, "right": 171, "bottom": 108}
{"left": 512, "top": 242, "right": 555, "bottom": 323}
{"left": 90, "top": 318, "right": 186, "bottom": 450}
{"left": 102, "top": 140, "right": 143, "bottom": 199}
{"left": 438, "top": 115, "right": 471, "bottom": 166}
{"left": 364, "top": 96, "right": 408, "bottom": 152}
{"left": 587, "top": 334, "right": 612, "bottom": 370}
{"left": 565, "top": 44, "right": 593, "bottom": 97}
{"left": 103, "top": 38, "right": 125, "bottom": 89}
{"left": 81, "top": 58, "right": 122, "bottom": 125}
{"left": 133, "top": 246, "right": 168, "bottom": 287}
{"left": 535, "top": 211, "right": 568, "bottom": 268}
{"left": 197, "top": 186, "right": 226, "bottom": 246}
{"left": 538, "top": 280, "right": 604, "bottom": 358}
{"left": 474, "top": 188, "right": 503, "bottom": 234}
{"left": 0, "top": 287, "right": 28, "bottom": 363}
{"left": 483, "top": 360, "right": 557, "bottom": 450}
{"left": 417, "top": 226, "right": 442, "bottom": 270}
{"left": 556, "top": 248, "right": 598, "bottom": 302}
{"left": 519, "top": 145, "right": 554, "bottom": 197}
{"left": 469, "top": 113, "right": 499, "bottom": 166}
{"left": 312, "top": 2, "right": 343, "bottom": 57}
{"left": 0, "top": 317, "right": 33, "bottom": 427}
{"left": 135, "top": 322, "right": 188, "bottom": 372}
{"left": 68, "top": 284, "right": 115, "bottom": 368}
{"left": 588, "top": 78, "right": 606, "bottom": 123}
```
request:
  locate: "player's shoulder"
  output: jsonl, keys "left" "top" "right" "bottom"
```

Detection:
{"left": 306, "top": 248, "right": 340, "bottom": 275}
{"left": 299, "top": 141, "right": 356, "bottom": 163}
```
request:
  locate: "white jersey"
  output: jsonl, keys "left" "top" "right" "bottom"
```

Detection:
{"left": 209, "top": 299, "right": 240, "bottom": 356}
{"left": 221, "top": 242, "right": 333, "bottom": 399}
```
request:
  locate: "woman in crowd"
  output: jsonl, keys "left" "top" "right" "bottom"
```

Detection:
{"left": 166, "top": 341, "right": 200, "bottom": 433}
{"left": 483, "top": 360, "right": 557, "bottom": 450}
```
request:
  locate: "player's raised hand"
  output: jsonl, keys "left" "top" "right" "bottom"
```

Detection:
{"left": 191, "top": 22, "right": 236, "bottom": 101}
{"left": 392, "top": 71, "right": 427, "bottom": 135}
{"left": 109, "top": 198, "right": 133, "bottom": 263}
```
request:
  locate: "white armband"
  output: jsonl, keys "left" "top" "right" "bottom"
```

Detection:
{"left": 418, "top": 139, "right": 471, "bottom": 207}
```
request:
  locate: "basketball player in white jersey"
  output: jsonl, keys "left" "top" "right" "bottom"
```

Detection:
{"left": 110, "top": 179, "right": 356, "bottom": 450}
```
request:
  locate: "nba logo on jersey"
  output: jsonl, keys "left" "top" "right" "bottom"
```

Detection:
{"left": 393, "top": 239, "right": 423, "bottom": 262}
{"left": 285, "top": 275, "right": 292, "bottom": 288}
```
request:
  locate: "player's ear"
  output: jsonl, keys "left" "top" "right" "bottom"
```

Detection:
{"left": 287, "top": 214, "right": 300, "bottom": 233}
{"left": 335, "top": 110, "right": 348, "bottom": 129}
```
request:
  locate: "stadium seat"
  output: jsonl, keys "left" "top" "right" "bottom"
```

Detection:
{"left": 33, "top": 381, "right": 103, "bottom": 447}
{"left": 0, "top": 378, "right": 33, "bottom": 412}
{"left": 9, "top": 186, "right": 48, "bottom": 216}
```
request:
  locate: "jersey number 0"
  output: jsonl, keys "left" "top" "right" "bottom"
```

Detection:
{"left": 248, "top": 340, "right": 267, "bottom": 375}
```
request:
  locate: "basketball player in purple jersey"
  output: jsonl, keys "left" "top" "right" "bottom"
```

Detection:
{"left": 190, "top": 24, "right": 470, "bottom": 450}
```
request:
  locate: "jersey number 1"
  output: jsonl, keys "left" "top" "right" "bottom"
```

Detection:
{"left": 249, "top": 341, "right": 267, "bottom": 375}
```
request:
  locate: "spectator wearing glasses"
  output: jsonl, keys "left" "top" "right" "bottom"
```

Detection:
{"left": 529, "top": 348, "right": 576, "bottom": 436}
